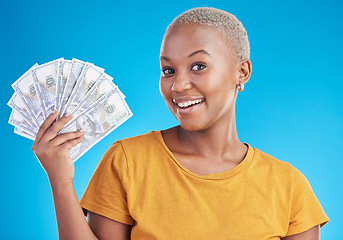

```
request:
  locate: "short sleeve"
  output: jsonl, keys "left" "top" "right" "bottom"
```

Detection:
{"left": 80, "top": 141, "right": 134, "bottom": 225}
{"left": 285, "top": 167, "right": 329, "bottom": 236}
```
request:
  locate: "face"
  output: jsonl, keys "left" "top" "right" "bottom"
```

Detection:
{"left": 159, "top": 24, "right": 243, "bottom": 131}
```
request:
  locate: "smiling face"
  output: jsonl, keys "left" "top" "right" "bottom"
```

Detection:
{"left": 159, "top": 24, "right": 247, "bottom": 131}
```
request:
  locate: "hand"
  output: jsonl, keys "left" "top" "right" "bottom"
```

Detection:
{"left": 32, "top": 110, "right": 85, "bottom": 185}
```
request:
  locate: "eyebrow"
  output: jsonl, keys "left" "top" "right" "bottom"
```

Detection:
{"left": 188, "top": 49, "right": 211, "bottom": 58}
{"left": 160, "top": 49, "right": 211, "bottom": 61}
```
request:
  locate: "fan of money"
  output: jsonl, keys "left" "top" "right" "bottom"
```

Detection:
{"left": 8, "top": 58, "right": 132, "bottom": 161}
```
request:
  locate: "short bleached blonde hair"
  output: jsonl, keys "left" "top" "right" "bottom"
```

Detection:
{"left": 166, "top": 7, "right": 250, "bottom": 61}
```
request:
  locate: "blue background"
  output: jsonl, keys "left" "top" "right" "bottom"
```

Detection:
{"left": 1, "top": 0, "right": 342, "bottom": 239}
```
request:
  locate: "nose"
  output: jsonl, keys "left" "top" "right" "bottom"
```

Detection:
{"left": 171, "top": 70, "right": 192, "bottom": 92}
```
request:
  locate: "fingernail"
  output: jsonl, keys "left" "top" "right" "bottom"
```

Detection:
{"left": 64, "top": 113, "right": 71, "bottom": 117}
{"left": 79, "top": 129, "right": 85, "bottom": 133}
{"left": 51, "top": 109, "right": 57, "bottom": 115}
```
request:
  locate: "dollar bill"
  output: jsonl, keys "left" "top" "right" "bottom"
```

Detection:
{"left": 14, "top": 126, "right": 36, "bottom": 141}
{"left": 32, "top": 58, "right": 62, "bottom": 117}
{"left": 9, "top": 110, "right": 37, "bottom": 136}
{"left": 7, "top": 93, "right": 39, "bottom": 131}
{"left": 60, "top": 89, "right": 132, "bottom": 161}
{"left": 69, "top": 73, "right": 115, "bottom": 120}
{"left": 60, "top": 63, "right": 104, "bottom": 117}
{"left": 59, "top": 58, "right": 86, "bottom": 118}
{"left": 12, "top": 64, "right": 45, "bottom": 126}
{"left": 9, "top": 58, "right": 132, "bottom": 162}
{"left": 56, "top": 59, "right": 71, "bottom": 114}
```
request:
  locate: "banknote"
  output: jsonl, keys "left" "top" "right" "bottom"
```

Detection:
{"left": 8, "top": 58, "right": 132, "bottom": 162}
{"left": 14, "top": 126, "right": 36, "bottom": 141}
{"left": 12, "top": 64, "right": 45, "bottom": 126}
{"left": 7, "top": 93, "right": 39, "bottom": 131}
{"left": 59, "top": 58, "right": 86, "bottom": 118}
{"left": 32, "top": 58, "right": 62, "bottom": 117}
{"left": 60, "top": 63, "right": 104, "bottom": 117}
{"left": 9, "top": 110, "right": 37, "bottom": 136}
{"left": 69, "top": 73, "right": 115, "bottom": 120}
{"left": 60, "top": 89, "right": 132, "bottom": 161}
{"left": 55, "top": 59, "right": 71, "bottom": 114}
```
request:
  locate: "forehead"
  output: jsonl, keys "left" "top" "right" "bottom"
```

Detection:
{"left": 160, "top": 24, "right": 233, "bottom": 59}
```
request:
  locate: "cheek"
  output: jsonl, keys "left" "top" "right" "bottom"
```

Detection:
{"left": 159, "top": 79, "right": 172, "bottom": 100}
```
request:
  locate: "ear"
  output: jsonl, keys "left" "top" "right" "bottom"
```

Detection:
{"left": 237, "top": 59, "right": 252, "bottom": 85}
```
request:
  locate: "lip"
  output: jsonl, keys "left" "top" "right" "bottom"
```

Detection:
{"left": 172, "top": 96, "right": 205, "bottom": 116}
{"left": 177, "top": 102, "right": 203, "bottom": 116}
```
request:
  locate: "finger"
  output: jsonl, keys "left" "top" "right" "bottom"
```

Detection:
{"left": 63, "top": 136, "right": 84, "bottom": 150}
{"left": 52, "top": 130, "right": 85, "bottom": 146}
{"left": 34, "top": 110, "right": 59, "bottom": 144}
{"left": 41, "top": 113, "right": 73, "bottom": 142}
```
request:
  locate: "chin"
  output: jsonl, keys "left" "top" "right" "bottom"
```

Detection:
{"left": 178, "top": 119, "right": 209, "bottom": 132}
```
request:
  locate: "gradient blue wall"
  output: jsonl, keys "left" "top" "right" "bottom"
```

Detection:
{"left": 0, "top": 0, "right": 342, "bottom": 239}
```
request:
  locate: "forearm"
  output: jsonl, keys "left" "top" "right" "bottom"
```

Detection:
{"left": 50, "top": 180, "right": 98, "bottom": 240}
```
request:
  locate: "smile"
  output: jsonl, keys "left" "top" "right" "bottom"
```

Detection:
{"left": 173, "top": 98, "right": 205, "bottom": 108}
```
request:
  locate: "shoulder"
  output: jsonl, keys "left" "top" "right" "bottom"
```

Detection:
{"left": 118, "top": 130, "right": 160, "bottom": 144}
{"left": 116, "top": 130, "right": 163, "bottom": 151}
{"left": 250, "top": 149, "right": 331, "bottom": 236}
{"left": 252, "top": 147, "right": 295, "bottom": 174}
{"left": 98, "top": 131, "right": 161, "bottom": 160}
{"left": 250, "top": 147, "right": 309, "bottom": 187}
{"left": 105, "top": 130, "right": 166, "bottom": 162}
{"left": 95, "top": 131, "right": 165, "bottom": 179}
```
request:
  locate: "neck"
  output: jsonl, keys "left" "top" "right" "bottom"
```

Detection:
{"left": 177, "top": 112, "right": 243, "bottom": 160}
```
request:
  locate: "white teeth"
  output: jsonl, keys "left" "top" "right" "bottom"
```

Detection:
{"left": 175, "top": 99, "right": 203, "bottom": 108}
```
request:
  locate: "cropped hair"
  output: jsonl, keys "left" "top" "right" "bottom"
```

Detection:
{"left": 166, "top": 7, "right": 250, "bottom": 61}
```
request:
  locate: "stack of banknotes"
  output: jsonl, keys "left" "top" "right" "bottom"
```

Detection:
{"left": 8, "top": 58, "right": 132, "bottom": 161}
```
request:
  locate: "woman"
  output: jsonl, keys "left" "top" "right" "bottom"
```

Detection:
{"left": 32, "top": 7, "right": 329, "bottom": 240}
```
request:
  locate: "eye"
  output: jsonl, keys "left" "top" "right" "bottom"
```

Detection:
{"left": 162, "top": 67, "right": 175, "bottom": 77}
{"left": 191, "top": 63, "right": 206, "bottom": 71}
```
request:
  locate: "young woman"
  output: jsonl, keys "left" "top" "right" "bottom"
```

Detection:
{"left": 32, "top": 7, "right": 329, "bottom": 240}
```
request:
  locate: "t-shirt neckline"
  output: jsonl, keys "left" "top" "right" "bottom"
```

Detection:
{"left": 153, "top": 130, "right": 255, "bottom": 180}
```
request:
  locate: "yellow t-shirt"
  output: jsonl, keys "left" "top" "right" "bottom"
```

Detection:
{"left": 80, "top": 131, "right": 329, "bottom": 239}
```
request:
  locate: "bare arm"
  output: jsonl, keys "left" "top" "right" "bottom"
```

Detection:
{"left": 88, "top": 211, "right": 132, "bottom": 240}
{"left": 50, "top": 181, "right": 98, "bottom": 240}
{"left": 32, "top": 110, "right": 131, "bottom": 240}
{"left": 281, "top": 225, "right": 320, "bottom": 240}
